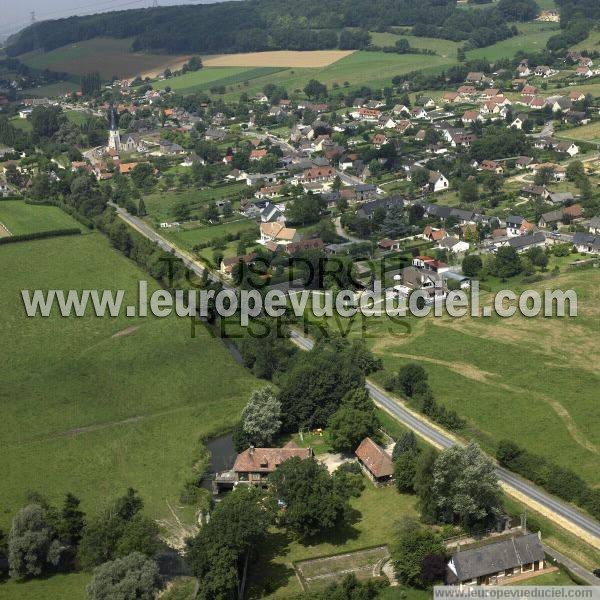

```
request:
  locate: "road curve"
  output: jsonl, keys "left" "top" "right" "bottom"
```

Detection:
{"left": 288, "top": 330, "right": 600, "bottom": 569}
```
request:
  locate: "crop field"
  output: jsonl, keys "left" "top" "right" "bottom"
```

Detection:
{"left": 218, "top": 50, "right": 453, "bottom": 100}
{"left": 154, "top": 66, "right": 284, "bottom": 94}
{"left": 203, "top": 50, "right": 355, "bottom": 68}
{"left": 303, "top": 265, "right": 600, "bottom": 486}
{"left": 19, "top": 37, "right": 189, "bottom": 80}
{"left": 467, "top": 22, "right": 559, "bottom": 61}
{"left": 0, "top": 200, "right": 81, "bottom": 235}
{"left": 0, "top": 233, "right": 260, "bottom": 532}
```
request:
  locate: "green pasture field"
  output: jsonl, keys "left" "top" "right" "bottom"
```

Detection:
{"left": 570, "top": 30, "right": 600, "bottom": 53}
{"left": 153, "top": 67, "right": 283, "bottom": 94}
{"left": 247, "top": 483, "right": 419, "bottom": 598}
{"left": 301, "top": 265, "right": 600, "bottom": 486}
{"left": 0, "top": 233, "right": 260, "bottom": 533}
{"left": 467, "top": 22, "right": 559, "bottom": 61}
{"left": 21, "top": 80, "right": 80, "bottom": 98}
{"left": 0, "top": 199, "right": 82, "bottom": 235}
{"left": 19, "top": 37, "right": 189, "bottom": 80}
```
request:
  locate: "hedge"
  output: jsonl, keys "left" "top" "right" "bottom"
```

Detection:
{"left": 0, "top": 228, "right": 81, "bottom": 245}
{"left": 497, "top": 440, "right": 600, "bottom": 521}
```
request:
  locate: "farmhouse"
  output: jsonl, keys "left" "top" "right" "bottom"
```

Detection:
{"left": 355, "top": 438, "right": 393, "bottom": 484}
{"left": 233, "top": 441, "right": 313, "bottom": 486}
{"left": 446, "top": 533, "right": 546, "bottom": 586}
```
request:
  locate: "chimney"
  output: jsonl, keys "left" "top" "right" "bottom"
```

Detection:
{"left": 249, "top": 445, "right": 254, "bottom": 455}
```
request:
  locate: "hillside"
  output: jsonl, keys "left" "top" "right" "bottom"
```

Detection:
{"left": 6, "top": 0, "right": 533, "bottom": 58}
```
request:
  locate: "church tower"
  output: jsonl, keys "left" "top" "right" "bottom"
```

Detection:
{"left": 107, "top": 105, "right": 121, "bottom": 153}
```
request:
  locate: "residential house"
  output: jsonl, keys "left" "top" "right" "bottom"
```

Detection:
{"left": 286, "top": 238, "right": 325, "bottom": 254}
{"left": 480, "top": 160, "right": 504, "bottom": 174}
{"left": 547, "top": 191, "right": 574, "bottom": 205}
{"left": 466, "top": 72, "right": 486, "bottom": 85}
{"left": 462, "top": 110, "right": 481, "bottom": 125}
{"left": 355, "top": 438, "right": 394, "bottom": 484}
{"left": 220, "top": 252, "right": 258, "bottom": 276}
{"left": 505, "top": 215, "right": 526, "bottom": 237}
{"left": 429, "top": 171, "right": 449, "bottom": 193}
{"left": 437, "top": 236, "right": 469, "bottom": 254}
{"left": 506, "top": 232, "right": 546, "bottom": 253}
{"left": 521, "top": 85, "right": 539, "bottom": 97}
{"left": 588, "top": 217, "right": 600, "bottom": 234}
{"left": 357, "top": 196, "right": 404, "bottom": 220}
{"left": 259, "top": 222, "right": 299, "bottom": 245}
{"left": 538, "top": 209, "right": 564, "bottom": 229}
{"left": 378, "top": 238, "right": 402, "bottom": 251}
{"left": 250, "top": 148, "right": 268, "bottom": 161}
{"left": 233, "top": 441, "right": 313, "bottom": 486}
{"left": 573, "top": 232, "right": 600, "bottom": 253}
{"left": 446, "top": 533, "right": 546, "bottom": 586}
{"left": 515, "top": 156, "right": 534, "bottom": 169}
{"left": 562, "top": 203, "right": 583, "bottom": 221}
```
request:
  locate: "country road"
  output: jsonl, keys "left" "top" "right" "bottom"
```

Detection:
{"left": 111, "top": 203, "right": 600, "bottom": 583}
{"left": 289, "top": 330, "right": 600, "bottom": 583}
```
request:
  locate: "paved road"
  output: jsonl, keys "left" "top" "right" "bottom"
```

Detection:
{"left": 109, "top": 202, "right": 225, "bottom": 287}
{"left": 111, "top": 203, "right": 600, "bottom": 582}
{"left": 333, "top": 216, "right": 364, "bottom": 244}
{"left": 289, "top": 329, "right": 600, "bottom": 576}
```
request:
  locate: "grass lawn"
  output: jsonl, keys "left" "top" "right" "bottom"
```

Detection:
{"left": 467, "top": 22, "right": 559, "bottom": 61}
{"left": 9, "top": 116, "right": 32, "bottom": 132}
{"left": 19, "top": 37, "right": 189, "bottom": 80}
{"left": 570, "top": 29, "right": 600, "bottom": 53}
{"left": 0, "top": 572, "right": 91, "bottom": 600}
{"left": 555, "top": 121, "right": 600, "bottom": 143}
{"left": 0, "top": 233, "right": 261, "bottom": 531}
{"left": 163, "top": 219, "right": 259, "bottom": 253}
{"left": 64, "top": 110, "right": 89, "bottom": 126}
{"left": 514, "top": 570, "right": 578, "bottom": 585}
{"left": 247, "top": 483, "right": 419, "bottom": 598}
{"left": 0, "top": 200, "right": 82, "bottom": 235}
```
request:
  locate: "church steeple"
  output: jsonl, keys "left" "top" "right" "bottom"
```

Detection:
{"left": 107, "top": 103, "right": 121, "bottom": 153}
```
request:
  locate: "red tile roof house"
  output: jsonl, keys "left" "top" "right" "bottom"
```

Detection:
{"left": 250, "top": 148, "right": 268, "bottom": 161}
{"left": 355, "top": 438, "right": 394, "bottom": 484}
{"left": 233, "top": 441, "right": 313, "bottom": 486}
